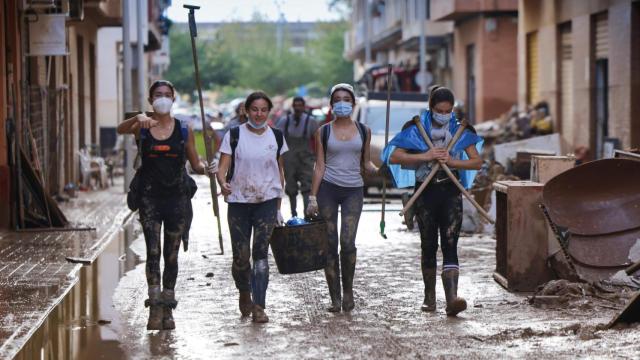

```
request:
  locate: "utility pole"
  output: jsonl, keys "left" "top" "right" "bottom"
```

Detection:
{"left": 274, "top": 0, "right": 285, "bottom": 53}
{"left": 364, "top": 0, "right": 372, "bottom": 67}
{"left": 419, "top": 0, "right": 428, "bottom": 93}
{"left": 122, "top": 0, "right": 134, "bottom": 190}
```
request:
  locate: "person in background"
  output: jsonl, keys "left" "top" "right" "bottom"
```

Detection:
{"left": 306, "top": 83, "right": 378, "bottom": 313}
{"left": 216, "top": 91, "right": 288, "bottom": 323}
{"left": 275, "top": 96, "right": 318, "bottom": 218}
{"left": 117, "top": 80, "right": 216, "bottom": 330}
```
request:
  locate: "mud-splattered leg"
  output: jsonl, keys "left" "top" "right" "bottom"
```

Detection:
{"left": 228, "top": 203, "right": 253, "bottom": 293}
{"left": 438, "top": 184, "right": 466, "bottom": 316}
{"left": 318, "top": 181, "right": 342, "bottom": 312}
{"left": 160, "top": 196, "right": 188, "bottom": 330}
{"left": 414, "top": 186, "right": 441, "bottom": 312}
{"left": 339, "top": 187, "right": 363, "bottom": 312}
{"left": 139, "top": 196, "right": 163, "bottom": 330}
{"left": 250, "top": 199, "right": 277, "bottom": 323}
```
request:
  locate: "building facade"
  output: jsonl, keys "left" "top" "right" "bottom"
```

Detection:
{"left": 0, "top": 0, "right": 171, "bottom": 229}
{"left": 344, "top": 0, "right": 454, "bottom": 92}
{"left": 518, "top": 0, "right": 640, "bottom": 156}
{"left": 430, "top": 0, "right": 519, "bottom": 124}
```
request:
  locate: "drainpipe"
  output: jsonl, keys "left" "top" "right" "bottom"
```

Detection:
{"left": 419, "top": 0, "right": 427, "bottom": 93}
{"left": 136, "top": 0, "right": 145, "bottom": 115}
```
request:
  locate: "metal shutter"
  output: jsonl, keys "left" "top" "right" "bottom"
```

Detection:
{"left": 595, "top": 13, "right": 608, "bottom": 60}
{"left": 560, "top": 25, "right": 573, "bottom": 136}
{"left": 527, "top": 32, "right": 540, "bottom": 105}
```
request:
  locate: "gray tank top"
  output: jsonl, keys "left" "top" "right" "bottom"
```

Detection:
{"left": 323, "top": 125, "right": 364, "bottom": 187}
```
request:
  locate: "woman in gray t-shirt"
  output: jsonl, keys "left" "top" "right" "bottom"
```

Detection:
{"left": 306, "top": 83, "right": 378, "bottom": 313}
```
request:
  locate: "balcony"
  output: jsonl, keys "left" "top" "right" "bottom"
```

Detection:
{"left": 430, "top": 0, "right": 518, "bottom": 21}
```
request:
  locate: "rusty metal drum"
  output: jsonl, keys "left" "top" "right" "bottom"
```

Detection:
{"left": 269, "top": 219, "right": 329, "bottom": 274}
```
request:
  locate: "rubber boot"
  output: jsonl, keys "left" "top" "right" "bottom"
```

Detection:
{"left": 161, "top": 289, "right": 178, "bottom": 330}
{"left": 289, "top": 194, "right": 298, "bottom": 218}
{"left": 441, "top": 268, "right": 467, "bottom": 316}
{"left": 421, "top": 267, "right": 437, "bottom": 312}
{"left": 251, "top": 259, "right": 269, "bottom": 323}
{"left": 239, "top": 291, "right": 253, "bottom": 317}
{"left": 144, "top": 285, "right": 163, "bottom": 330}
{"left": 324, "top": 257, "right": 341, "bottom": 312}
{"left": 340, "top": 250, "right": 357, "bottom": 312}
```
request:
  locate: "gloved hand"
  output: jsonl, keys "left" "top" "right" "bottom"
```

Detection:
{"left": 205, "top": 160, "right": 218, "bottom": 177}
{"left": 305, "top": 195, "right": 319, "bottom": 217}
{"left": 276, "top": 210, "right": 284, "bottom": 225}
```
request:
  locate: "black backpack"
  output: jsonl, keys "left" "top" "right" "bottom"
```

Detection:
{"left": 226, "top": 126, "right": 284, "bottom": 182}
{"left": 320, "top": 121, "right": 368, "bottom": 164}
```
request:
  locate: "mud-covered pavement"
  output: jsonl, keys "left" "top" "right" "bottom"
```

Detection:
{"left": 88, "top": 176, "right": 639, "bottom": 359}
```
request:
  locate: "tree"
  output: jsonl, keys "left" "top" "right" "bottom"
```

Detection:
{"left": 164, "top": 28, "right": 240, "bottom": 96}
{"left": 307, "top": 22, "right": 354, "bottom": 90}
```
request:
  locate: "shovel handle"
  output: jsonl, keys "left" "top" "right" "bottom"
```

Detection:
{"left": 399, "top": 116, "right": 466, "bottom": 216}
{"left": 412, "top": 117, "right": 494, "bottom": 224}
{"left": 626, "top": 259, "right": 640, "bottom": 275}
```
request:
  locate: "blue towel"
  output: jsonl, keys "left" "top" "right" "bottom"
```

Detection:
{"left": 381, "top": 110, "right": 483, "bottom": 189}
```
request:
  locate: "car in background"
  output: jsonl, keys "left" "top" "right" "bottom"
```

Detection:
{"left": 353, "top": 92, "right": 430, "bottom": 192}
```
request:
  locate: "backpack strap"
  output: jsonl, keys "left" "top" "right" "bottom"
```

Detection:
{"left": 179, "top": 120, "right": 189, "bottom": 142}
{"left": 321, "top": 123, "right": 330, "bottom": 161}
{"left": 302, "top": 112, "right": 311, "bottom": 139}
{"left": 226, "top": 126, "right": 240, "bottom": 182}
{"left": 272, "top": 127, "right": 284, "bottom": 161}
{"left": 355, "top": 121, "right": 367, "bottom": 163}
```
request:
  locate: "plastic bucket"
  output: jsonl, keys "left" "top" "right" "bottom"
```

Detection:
{"left": 269, "top": 219, "right": 328, "bottom": 274}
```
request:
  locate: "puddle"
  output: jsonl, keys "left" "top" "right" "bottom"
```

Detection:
{"left": 14, "top": 221, "right": 142, "bottom": 360}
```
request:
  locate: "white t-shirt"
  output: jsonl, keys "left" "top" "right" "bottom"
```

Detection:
{"left": 220, "top": 124, "right": 289, "bottom": 203}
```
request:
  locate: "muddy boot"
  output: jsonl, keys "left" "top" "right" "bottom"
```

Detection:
{"left": 239, "top": 291, "right": 253, "bottom": 317}
{"left": 144, "top": 286, "right": 163, "bottom": 330}
{"left": 324, "top": 257, "right": 342, "bottom": 312}
{"left": 289, "top": 194, "right": 298, "bottom": 218}
{"left": 252, "top": 304, "right": 269, "bottom": 323}
{"left": 161, "top": 289, "right": 178, "bottom": 330}
{"left": 441, "top": 268, "right": 467, "bottom": 316}
{"left": 421, "top": 267, "right": 437, "bottom": 312}
{"left": 340, "top": 250, "right": 357, "bottom": 312}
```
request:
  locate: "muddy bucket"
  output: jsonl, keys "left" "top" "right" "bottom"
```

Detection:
{"left": 269, "top": 219, "right": 328, "bottom": 274}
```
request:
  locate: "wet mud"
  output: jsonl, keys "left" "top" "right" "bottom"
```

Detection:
{"left": 20, "top": 176, "right": 640, "bottom": 358}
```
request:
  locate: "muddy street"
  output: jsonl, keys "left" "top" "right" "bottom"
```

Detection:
{"left": 45, "top": 176, "right": 636, "bottom": 359}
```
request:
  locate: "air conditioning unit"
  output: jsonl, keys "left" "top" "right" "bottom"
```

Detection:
{"left": 23, "top": 0, "right": 56, "bottom": 9}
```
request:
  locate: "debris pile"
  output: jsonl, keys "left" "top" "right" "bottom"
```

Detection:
{"left": 529, "top": 280, "right": 634, "bottom": 311}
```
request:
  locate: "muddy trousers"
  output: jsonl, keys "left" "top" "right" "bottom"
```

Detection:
{"left": 227, "top": 199, "right": 277, "bottom": 309}
{"left": 283, "top": 149, "right": 314, "bottom": 217}
{"left": 414, "top": 181, "right": 462, "bottom": 272}
{"left": 139, "top": 194, "right": 189, "bottom": 290}
{"left": 318, "top": 180, "right": 363, "bottom": 311}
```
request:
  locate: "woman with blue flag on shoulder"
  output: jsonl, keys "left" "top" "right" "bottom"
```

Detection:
{"left": 382, "top": 86, "right": 483, "bottom": 317}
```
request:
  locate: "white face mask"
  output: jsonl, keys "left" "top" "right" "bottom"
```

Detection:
{"left": 152, "top": 97, "right": 173, "bottom": 114}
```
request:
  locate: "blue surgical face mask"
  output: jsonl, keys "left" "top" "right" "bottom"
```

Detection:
{"left": 247, "top": 118, "right": 268, "bottom": 129}
{"left": 432, "top": 111, "right": 451, "bottom": 126}
{"left": 333, "top": 101, "right": 353, "bottom": 117}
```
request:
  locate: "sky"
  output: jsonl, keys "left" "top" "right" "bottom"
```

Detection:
{"left": 167, "top": 0, "right": 345, "bottom": 23}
